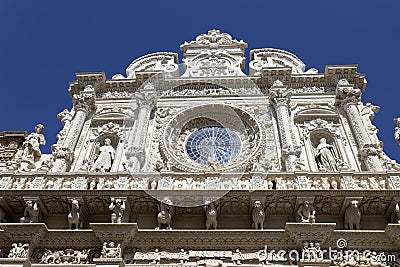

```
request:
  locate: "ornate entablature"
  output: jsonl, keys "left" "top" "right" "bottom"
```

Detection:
{"left": 1, "top": 30, "right": 400, "bottom": 267}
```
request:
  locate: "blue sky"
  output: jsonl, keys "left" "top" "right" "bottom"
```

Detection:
{"left": 1, "top": 0, "right": 400, "bottom": 161}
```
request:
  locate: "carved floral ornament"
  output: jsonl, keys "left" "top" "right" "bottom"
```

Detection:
{"left": 159, "top": 104, "right": 267, "bottom": 172}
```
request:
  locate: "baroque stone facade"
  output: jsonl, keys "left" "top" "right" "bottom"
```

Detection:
{"left": 0, "top": 29, "right": 400, "bottom": 266}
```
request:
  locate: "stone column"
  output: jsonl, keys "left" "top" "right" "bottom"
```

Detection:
{"left": 335, "top": 79, "right": 384, "bottom": 171}
{"left": 269, "top": 80, "right": 300, "bottom": 171}
{"left": 51, "top": 85, "right": 95, "bottom": 172}
{"left": 126, "top": 88, "right": 157, "bottom": 172}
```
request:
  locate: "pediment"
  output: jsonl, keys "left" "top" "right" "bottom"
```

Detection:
{"left": 294, "top": 106, "right": 339, "bottom": 122}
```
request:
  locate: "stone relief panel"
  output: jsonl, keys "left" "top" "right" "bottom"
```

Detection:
{"left": 82, "top": 196, "right": 109, "bottom": 215}
{"left": 359, "top": 196, "right": 392, "bottom": 215}
{"left": 219, "top": 194, "right": 250, "bottom": 215}
{"left": 313, "top": 195, "right": 344, "bottom": 215}
{"left": 41, "top": 196, "right": 69, "bottom": 215}
{"left": 128, "top": 194, "right": 159, "bottom": 215}
{"left": 265, "top": 195, "right": 296, "bottom": 215}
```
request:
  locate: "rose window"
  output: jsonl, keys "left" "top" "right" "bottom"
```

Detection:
{"left": 185, "top": 127, "right": 241, "bottom": 165}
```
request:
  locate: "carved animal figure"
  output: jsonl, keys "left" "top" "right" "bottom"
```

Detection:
{"left": 20, "top": 200, "right": 40, "bottom": 223}
{"left": 204, "top": 202, "right": 219, "bottom": 230}
{"left": 68, "top": 199, "right": 82, "bottom": 229}
{"left": 252, "top": 201, "right": 265, "bottom": 230}
{"left": 344, "top": 200, "right": 361, "bottom": 230}
{"left": 74, "top": 250, "right": 88, "bottom": 264}
{"left": 391, "top": 202, "right": 400, "bottom": 224}
{"left": 156, "top": 202, "right": 172, "bottom": 230}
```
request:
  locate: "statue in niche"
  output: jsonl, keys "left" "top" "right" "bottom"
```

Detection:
{"left": 315, "top": 138, "right": 338, "bottom": 172}
{"left": 296, "top": 201, "right": 316, "bottom": 223}
{"left": 20, "top": 200, "right": 40, "bottom": 223}
{"left": 91, "top": 138, "right": 115, "bottom": 172}
{"left": 109, "top": 198, "right": 126, "bottom": 223}
{"left": 204, "top": 201, "right": 219, "bottom": 230}
{"left": 68, "top": 198, "right": 82, "bottom": 229}
{"left": 20, "top": 124, "right": 46, "bottom": 169}
{"left": 344, "top": 200, "right": 361, "bottom": 230}
{"left": 252, "top": 200, "right": 265, "bottom": 230}
{"left": 391, "top": 202, "right": 400, "bottom": 224}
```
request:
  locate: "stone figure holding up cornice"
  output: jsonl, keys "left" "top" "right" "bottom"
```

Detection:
{"left": 21, "top": 124, "right": 46, "bottom": 169}
{"left": 296, "top": 201, "right": 316, "bottom": 223}
{"left": 91, "top": 138, "right": 115, "bottom": 172}
{"left": 315, "top": 138, "right": 338, "bottom": 172}
{"left": 20, "top": 200, "right": 40, "bottom": 223}
{"left": 109, "top": 198, "right": 125, "bottom": 223}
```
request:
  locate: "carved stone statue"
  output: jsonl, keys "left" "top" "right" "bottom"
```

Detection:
{"left": 315, "top": 138, "right": 338, "bottom": 172}
{"left": 68, "top": 198, "right": 82, "bottom": 229}
{"left": 20, "top": 200, "right": 40, "bottom": 223}
{"left": 296, "top": 201, "right": 316, "bottom": 223}
{"left": 391, "top": 202, "right": 400, "bottom": 224}
{"left": 101, "top": 241, "right": 121, "bottom": 258}
{"left": 156, "top": 200, "right": 173, "bottom": 230}
{"left": 8, "top": 243, "right": 29, "bottom": 258}
{"left": 252, "top": 200, "right": 265, "bottom": 230}
{"left": 91, "top": 138, "right": 115, "bottom": 172}
{"left": 344, "top": 200, "right": 361, "bottom": 230}
{"left": 22, "top": 124, "right": 46, "bottom": 161}
{"left": 394, "top": 118, "right": 400, "bottom": 145}
{"left": 204, "top": 201, "right": 219, "bottom": 230}
{"left": 109, "top": 198, "right": 126, "bottom": 223}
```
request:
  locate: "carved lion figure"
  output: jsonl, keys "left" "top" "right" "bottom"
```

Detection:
{"left": 344, "top": 200, "right": 361, "bottom": 230}
{"left": 252, "top": 201, "right": 265, "bottom": 230}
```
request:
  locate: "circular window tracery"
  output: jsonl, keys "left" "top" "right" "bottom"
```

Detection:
{"left": 186, "top": 127, "right": 241, "bottom": 165}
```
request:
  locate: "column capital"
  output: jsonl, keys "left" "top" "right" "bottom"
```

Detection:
{"left": 335, "top": 78, "right": 361, "bottom": 106}
{"left": 72, "top": 85, "right": 95, "bottom": 114}
{"left": 269, "top": 80, "right": 292, "bottom": 106}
